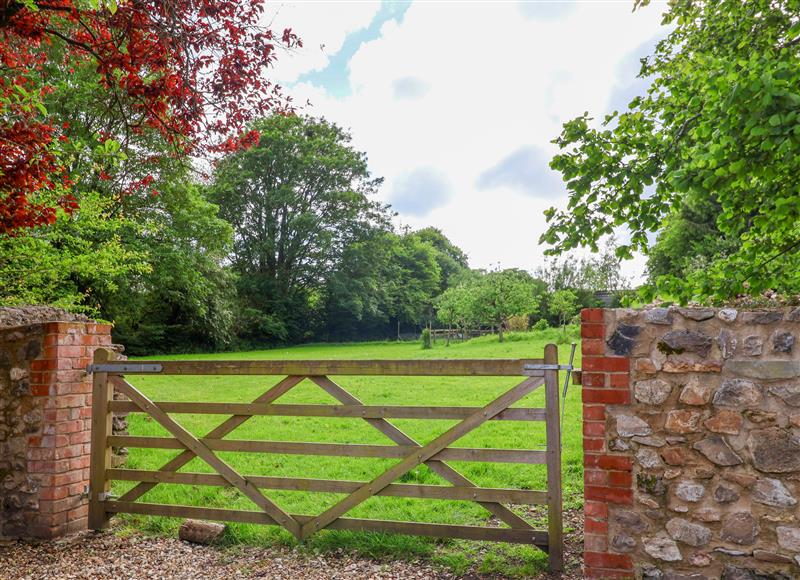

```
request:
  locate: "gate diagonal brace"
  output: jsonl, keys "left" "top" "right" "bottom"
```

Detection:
{"left": 112, "top": 376, "right": 303, "bottom": 539}
{"left": 310, "top": 376, "right": 538, "bottom": 533}
{"left": 301, "top": 375, "right": 545, "bottom": 539}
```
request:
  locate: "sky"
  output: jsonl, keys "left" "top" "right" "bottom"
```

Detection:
{"left": 264, "top": 1, "right": 668, "bottom": 281}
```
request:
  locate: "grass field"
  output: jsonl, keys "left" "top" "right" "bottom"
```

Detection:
{"left": 114, "top": 327, "right": 584, "bottom": 577}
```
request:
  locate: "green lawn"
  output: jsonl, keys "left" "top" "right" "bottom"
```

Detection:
{"left": 114, "top": 327, "right": 584, "bottom": 577}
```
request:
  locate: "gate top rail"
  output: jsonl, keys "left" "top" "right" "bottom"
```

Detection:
{"left": 88, "top": 358, "right": 548, "bottom": 376}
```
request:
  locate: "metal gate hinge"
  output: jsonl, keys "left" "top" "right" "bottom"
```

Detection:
{"left": 87, "top": 363, "right": 163, "bottom": 374}
{"left": 523, "top": 364, "right": 574, "bottom": 371}
{"left": 97, "top": 492, "right": 118, "bottom": 501}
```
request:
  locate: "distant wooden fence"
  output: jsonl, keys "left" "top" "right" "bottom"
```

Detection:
{"left": 429, "top": 328, "right": 495, "bottom": 342}
{"left": 88, "top": 346, "right": 566, "bottom": 572}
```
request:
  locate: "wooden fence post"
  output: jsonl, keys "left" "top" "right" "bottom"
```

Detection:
{"left": 89, "top": 348, "right": 113, "bottom": 529}
{"left": 544, "top": 343, "right": 564, "bottom": 572}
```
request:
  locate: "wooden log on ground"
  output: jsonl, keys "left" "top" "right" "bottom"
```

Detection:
{"left": 178, "top": 519, "right": 226, "bottom": 544}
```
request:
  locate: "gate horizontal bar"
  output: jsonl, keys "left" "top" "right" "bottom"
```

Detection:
{"left": 88, "top": 363, "right": 163, "bottom": 374}
{"left": 103, "top": 501, "right": 549, "bottom": 546}
{"left": 107, "top": 469, "right": 548, "bottom": 504}
{"left": 96, "top": 358, "right": 545, "bottom": 376}
{"left": 108, "top": 401, "right": 547, "bottom": 421}
{"left": 109, "top": 436, "right": 548, "bottom": 465}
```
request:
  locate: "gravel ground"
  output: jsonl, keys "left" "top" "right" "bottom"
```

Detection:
{"left": 0, "top": 512, "right": 583, "bottom": 580}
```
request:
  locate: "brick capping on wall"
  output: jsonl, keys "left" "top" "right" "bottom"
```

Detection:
{"left": 582, "top": 306, "right": 800, "bottom": 580}
{"left": 1, "top": 321, "right": 112, "bottom": 540}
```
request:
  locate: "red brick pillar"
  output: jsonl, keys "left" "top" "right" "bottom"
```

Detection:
{"left": 25, "top": 322, "right": 113, "bottom": 538}
{"left": 581, "top": 308, "right": 635, "bottom": 579}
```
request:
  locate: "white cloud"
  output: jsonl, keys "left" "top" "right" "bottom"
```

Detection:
{"left": 274, "top": 1, "right": 668, "bottom": 283}
{"left": 265, "top": 1, "right": 380, "bottom": 84}
{"left": 390, "top": 167, "right": 452, "bottom": 216}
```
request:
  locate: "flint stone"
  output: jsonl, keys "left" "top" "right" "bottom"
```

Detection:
{"left": 638, "top": 473, "right": 666, "bottom": 495}
{"left": 718, "top": 308, "right": 738, "bottom": 322}
{"left": 678, "top": 307, "right": 715, "bottom": 321}
{"left": 613, "top": 509, "right": 648, "bottom": 533}
{"left": 659, "top": 330, "right": 713, "bottom": 357}
{"left": 713, "top": 485, "right": 740, "bottom": 503}
{"left": 723, "top": 471, "right": 757, "bottom": 488}
{"left": 747, "top": 427, "right": 800, "bottom": 473}
{"left": 617, "top": 414, "right": 652, "bottom": 437}
{"left": 607, "top": 324, "right": 641, "bottom": 356}
{"left": 609, "top": 438, "right": 631, "bottom": 452}
{"left": 693, "top": 507, "right": 722, "bottom": 522}
{"left": 693, "top": 435, "right": 743, "bottom": 466}
{"left": 753, "top": 550, "right": 793, "bottom": 563}
{"left": 688, "top": 552, "right": 712, "bottom": 567}
{"left": 720, "top": 512, "right": 758, "bottom": 545}
{"left": 633, "top": 435, "right": 666, "bottom": 447}
{"left": 635, "top": 379, "right": 673, "bottom": 405}
{"left": 720, "top": 565, "right": 794, "bottom": 580}
{"left": 661, "top": 446, "right": 694, "bottom": 466}
{"left": 787, "top": 306, "right": 800, "bottom": 321}
{"left": 665, "top": 409, "right": 702, "bottom": 434}
{"left": 637, "top": 448, "right": 664, "bottom": 469}
{"left": 776, "top": 526, "right": 800, "bottom": 551}
{"left": 752, "top": 478, "right": 796, "bottom": 507}
{"left": 741, "top": 311, "right": 783, "bottom": 324}
{"left": 713, "top": 379, "right": 762, "bottom": 408}
{"left": 643, "top": 537, "right": 682, "bottom": 561}
{"left": 718, "top": 330, "right": 737, "bottom": 359}
{"left": 610, "top": 533, "right": 636, "bottom": 552}
{"left": 643, "top": 565, "right": 664, "bottom": 580}
{"left": 645, "top": 308, "right": 674, "bottom": 325}
{"left": 790, "top": 413, "right": 800, "bottom": 427}
{"left": 636, "top": 358, "right": 659, "bottom": 374}
{"left": 767, "top": 383, "right": 800, "bottom": 407}
{"left": 679, "top": 377, "right": 713, "bottom": 405}
{"left": 179, "top": 519, "right": 226, "bottom": 545}
{"left": 743, "top": 336, "right": 764, "bottom": 356}
{"left": 772, "top": 331, "right": 795, "bottom": 353}
{"left": 666, "top": 518, "right": 711, "bottom": 547}
{"left": 664, "top": 574, "right": 708, "bottom": 580}
{"left": 745, "top": 409, "right": 776, "bottom": 424}
{"left": 674, "top": 481, "right": 705, "bottom": 502}
{"left": 662, "top": 357, "right": 722, "bottom": 373}
{"left": 704, "top": 410, "right": 743, "bottom": 435}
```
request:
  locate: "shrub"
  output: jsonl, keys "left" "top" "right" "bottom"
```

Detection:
{"left": 532, "top": 318, "right": 549, "bottom": 331}
{"left": 421, "top": 328, "right": 432, "bottom": 350}
{"left": 506, "top": 315, "right": 529, "bottom": 332}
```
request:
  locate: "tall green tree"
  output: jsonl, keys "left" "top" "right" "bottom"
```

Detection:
{"left": 209, "top": 115, "right": 388, "bottom": 343}
{"left": 542, "top": 0, "right": 800, "bottom": 302}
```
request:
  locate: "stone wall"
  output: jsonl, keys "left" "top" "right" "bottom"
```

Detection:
{"left": 0, "top": 321, "right": 112, "bottom": 540}
{"left": 582, "top": 307, "right": 800, "bottom": 579}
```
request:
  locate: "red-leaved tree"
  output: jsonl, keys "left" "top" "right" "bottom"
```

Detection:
{"left": 0, "top": 0, "right": 300, "bottom": 234}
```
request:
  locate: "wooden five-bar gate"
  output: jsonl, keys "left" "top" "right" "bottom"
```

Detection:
{"left": 88, "top": 345, "right": 567, "bottom": 572}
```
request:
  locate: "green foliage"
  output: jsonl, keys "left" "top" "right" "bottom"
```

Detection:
{"left": 421, "top": 328, "right": 432, "bottom": 349}
{"left": 532, "top": 318, "right": 550, "bottom": 331}
{"left": 548, "top": 289, "right": 579, "bottom": 342}
{"left": 542, "top": 0, "right": 800, "bottom": 302}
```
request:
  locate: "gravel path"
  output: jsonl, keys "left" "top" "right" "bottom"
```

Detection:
{"left": 0, "top": 510, "right": 584, "bottom": 580}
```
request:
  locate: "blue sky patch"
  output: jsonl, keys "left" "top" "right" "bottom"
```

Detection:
{"left": 297, "top": 0, "right": 412, "bottom": 98}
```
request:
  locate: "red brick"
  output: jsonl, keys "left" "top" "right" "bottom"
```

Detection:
{"left": 31, "top": 384, "right": 51, "bottom": 396}
{"left": 67, "top": 505, "right": 88, "bottom": 521}
{"left": 583, "top": 404, "right": 606, "bottom": 421}
{"left": 581, "top": 308, "right": 605, "bottom": 323}
{"left": 584, "top": 454, "right": 633, "bottom": 471}
{"left": 50, "top": 471, "right": 84, "bottom": 486}
{"left": 584, "top": 552, "right": 633, "bottom": 570}
{"left": 581, "top": 324, "right": 605, "bottom": 339}
{"left": 69, "top": 456, "right": 90, "bottom": 470}
{"left": 608, "top": 470, "right": 633, "bottom": 488}
{"left": 28, "top": 459, "right": 72, "bottom": 474}
{"left": 583, "top": 357, "right": 630, "bottom": 373}
{"left": 31, "top": 359, "right": 59, "bottom": 372}
{"left": 585, "top": 485, "right": 634, "bottom": 505}
{"left": 608, "top": 373, "right": 630, "bottom": 388}
{"left": 39, "top": 486, "right": 70, "bottom": 501}
{"left": 582, "top": 389, "right": 631, "bottom": 405}
{"left": 582, "top": 339, "right": 606, "bottom": 356}
{"left": 584, "top": 437, "right": 606, "bottom": 452}
{"left": 585, "top": 469, "right": 609, "bottom": 486}
{"left": 55, "top": 444, "right": 85, "bottom": 459}
{"left": 585, "top": 500, "right": 608, "bottom": 520}
{"left": 69, "top": 430, "right": 91, "bottom": 445}
{"left": 585, "top": 568, "right": 635, "bottom": 579}
{"left": 583, "top": 421, "right": 606, "bottom": 438}
{"left": 581, "top": 372, "right": 607, "bottom": 388}
{"left": 584, "top": 533, "right": 608, "bottom": 552}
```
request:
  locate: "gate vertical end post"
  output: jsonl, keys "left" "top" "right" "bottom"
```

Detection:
{"left": 89, "top": 348, "right": 114, "bottom": 530}
{"left": 544, "top": 343, "right": 564, "bottom": 572}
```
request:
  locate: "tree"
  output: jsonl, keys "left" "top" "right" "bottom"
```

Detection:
{"left": 209, "top": 115, "right": 388, "bottom": 343}
{"left": 541, "top": 0, "right": 800, "bottom": 302}
{"left": 548, "top": 289, "right": 579, "bottom": 341}
{"left": 0, "top": 0, "right": 299, "bottom": 235}
{"left": 436, "top": 283, "right": 477, "bottom": 340}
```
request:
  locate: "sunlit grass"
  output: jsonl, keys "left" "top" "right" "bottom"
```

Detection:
{"left": 113, "top": 327, "right": 583, "bottom": 577}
